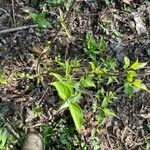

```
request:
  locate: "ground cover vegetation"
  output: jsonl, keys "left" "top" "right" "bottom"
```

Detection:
{"left": 0, "top": 0, "right": 150, "bottom": 149}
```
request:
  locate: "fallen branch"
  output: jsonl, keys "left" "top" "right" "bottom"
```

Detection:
{"left": 0, "top": 24, "right": 38, "bottom": 34}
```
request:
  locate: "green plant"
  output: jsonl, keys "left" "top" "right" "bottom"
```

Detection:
{"left": 59, "top": 8, "right": 71, "bottom": 38}
{"left": 84, "top": 33, "right": 106, "bottom": 61}
{"left": 89, "top": 58, "right": 118, "bottom": 86}
{"left": 49, "top": 57, "right": 96, "bottom": 131}
{"left": 50, "top": 72, "right": 83, "bottom": 132}
{"left": 30, "top": 11, "right": 51, "bottom": 28}
{"left": 42, "top": 125, "right": 53, "bottom": 149}
{"left": 50, "top": 58, "right": 83, "bottom": 131}
{"left": 123, "top": 57, "right": 149, "bottom": 98}
{"left": 96, "top": 88, "right": 116, "bottom": 124}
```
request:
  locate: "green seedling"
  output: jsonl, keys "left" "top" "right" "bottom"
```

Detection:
{"left": 84, "top": 32, "right": 106, "bottom": 61}
{"left": 59, "top": 8, "right": 71, "bottom": 38}
{"left": 50, "top": 58, "right": 96, "bottom": 132}
{"left": 49, "top": 59, "right": 83, "bottom": 131}
{"left": 123, "top": 57, "right": 149, "bottom": 97}
{"left": 96, "top": 88, "right": 116, "bottom": 124}
{"left": 30, "top": 12, "right": 51, "bottom": 29}
{"left": 50, "top": 77, "right": 83, "bottom": 132}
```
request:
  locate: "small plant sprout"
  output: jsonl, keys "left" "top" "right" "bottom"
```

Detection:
{"left": 123, "top": 57, "right": 149, "bottom": 97}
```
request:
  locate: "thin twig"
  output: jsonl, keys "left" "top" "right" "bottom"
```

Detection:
{"left": 105, "top": 126, "right": 114, "bottom": 150}
{"left": 0, "top": 7, "right": 9, "bottom": 15}
{"left": 38, "top": 87, "right": 49, "bottom": 105}
{"left": 27, "top": 123, "right": 44, "bottom": 129}
{"left": 0, "top": 24, "right": 38, "bottom": 34}
{"left": 12, "top": 0, "right": 16, "bottom": 24}
{"left": 0, "top": 116, "right": 20, "bottom": 139}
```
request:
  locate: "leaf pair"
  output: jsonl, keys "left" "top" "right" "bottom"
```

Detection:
{"left": 124, "top": 57, "right": 149, "bottom": 97}
{"left": 124, "top": 57, "right": 147, "bottom": 70}
{"left": 85, "top": 33, "right": 106, "bottom": 61}
{"left": 50, "top": 78, "right": 83, "bottom": 132}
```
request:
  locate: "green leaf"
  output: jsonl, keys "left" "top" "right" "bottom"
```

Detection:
{"left": 50, "top": 73, "right": 63, "bottom": 82}
{"left": 101, "top": 97, "right": 108, "bottom": 108}
{"left": 58, "top": 101, "right": 69, "bottom": 112}
{"left": 58, "top": 8, "right": 64, "bottom": 21}
{"left": 0, "top": 69, "right": 7, "bottom": 85}
{"left": 69, "top": 103, "right": 83, "bottom": 131}
{"left": 33, "top": 107, "right": 43, "bottom": 115}
{"left": 89, "top": 62, "right": 95, "bottom": 72}
{"left": 130, "top": 58, "right": 147, "bottom": 70}
{"left": 80, "top": 76, "right": 95, "bottom": 88}
{"left": 0, "top": 129, "right": 8, "bottom": 147}
{"left": 30, "top": 12, "right": 51, "bottom": 28}
{"left": 98, "top": 36, "right": 106, "bottom": 53}
{"left": 124, "top": 82, "right": 133, "bottom": 98}
{"left": 69, "top": 92, "right": 82, "bottom": 103}
{"left": 146, "top": 142, "right": 150, "bottom": 150}
{"left": 86, "top": 33, "right": 97, "bottom": 51}
{"left": 42, "top": 41, "right": 51, "bottom": 54}
{"left": 127, "top": 70, "right": 137, "bottom": 82}
{"left": 107, "top": 76, "right": 113, "bottom": 84}
{"left": 124, "top": 57, "right": 130, "bottom": 69}
{"left": 103, "top": 108, "right": 116, "bottom": 117}
{"left": 59, "top": 8, "right": 71, "bottom": 38}
{"left": 98, "top": 110, "right": 105, "bottom": 125}
{"left": 50, "top": 82, "right": 72, "bottom": 101}
{"left": 133, "top": 79, "right": 148, "bottom": 91}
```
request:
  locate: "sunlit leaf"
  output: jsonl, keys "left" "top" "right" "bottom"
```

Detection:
{"left": 69, "top": 92, "right": 82, "bottom": 103}
{"left": 98, "top": 110, "right": 105, "bottom": 125}
{"left": 101, "top": 97, "right": 108, "bottom": 108}
{"left": 133, "top": 79, "right": 149, "bottom": 91}
{"left": 127, "top": 70, "right": 137, "bottom": 82}
{"left": 50, "top": 82, "right": 72, "bottom": 101}
{"left": 30, "top": 12, "right": 51, "bottom": 28}
{"left": 1, "top": 129, "right": 8, "bottom": 147}
{"left": 50, "top": 73, "right": 63, "bottom": 82}
{"left": 0, "top": 69, "right": 7, "bottom": 85}
{"left": 103, "top": 108, "right": 116, "bottom": 117}
{"left": 69, "top": 103, "right": 83, "bottom": 131}
{"left": 89, "top": 62, "right": 95, "bottom": 72}
{"left": 124, "top": 57, "right": 130, "bottom": 69}
{"left": 80, "top": 76, "right": 95, "bottom": 88}
{"left": 58, "top": 101, "right": 69, "bottom": 112}
{"left": 98, "top": 36, "right": 106, "bottom": 53}
{"left": 33, "top": 107, "right": 43, "bottom": 116}
{"left": 124, "top": 82, "right": 133, "bottom": 98}
{"left": 130, "top": 58, "right": 147, "bottom": 70}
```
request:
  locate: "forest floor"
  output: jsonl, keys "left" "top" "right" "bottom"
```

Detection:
{"left": 0, "top": 0, "right": 150, "bottom": 150}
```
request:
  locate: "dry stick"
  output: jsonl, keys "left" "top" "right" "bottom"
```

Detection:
{"left": 0, "top": 116, "right": 20, "bottom": 139}
{"left": 0, "top": 7, "right": 8, "bottom": 15}
{"left": 0, "top": 24, "right": 38, "bottom": 34}
{"left": 12, "top": 0, "right": 16, "bottom": 24}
